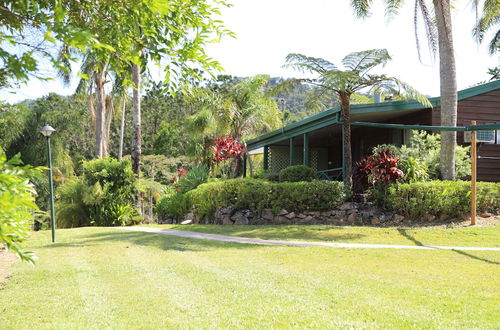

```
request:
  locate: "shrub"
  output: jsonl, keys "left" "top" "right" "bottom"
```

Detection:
{"left": 374, "top": 131, "right": 471, "bottom": 180}
{"left": 354, "top": 149, "right": 404, "bottom": 190}
{"left": 56, "top": 158, "right": 141, "bottom": 227}
{"left": 177, "top": 164, "right": 209, "bottom": 193}
{"left": 372, "top": 180, "right": 500, "bottom": 219}
{"left": 279, "top": 165, "right": 316, "bottom": 182}
{"left": 398, "top": 156, "right": 429, "bottom": 183}
{"left": 0, "top": 151, "right": 42, "bottom": 263}
{"left": 184, "top": 178, "right": 349, "bottom": 220}
{"left": 155, "top": 193, "right": 190, "bottom": 220}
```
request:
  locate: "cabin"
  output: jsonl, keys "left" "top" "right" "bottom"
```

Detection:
{"left": 245, "top": 80, "right": 500, "bottom": 182}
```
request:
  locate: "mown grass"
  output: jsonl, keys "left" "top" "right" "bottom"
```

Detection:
{"left": 0, "top": 227, "right": 498, "bottom": 329}
{"left": 145, "top": 223, "right": 500, "bottom": 247}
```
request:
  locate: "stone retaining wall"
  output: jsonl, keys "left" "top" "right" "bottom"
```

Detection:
{"left": 159, "top": 202, "right": 410, "bottom": 226}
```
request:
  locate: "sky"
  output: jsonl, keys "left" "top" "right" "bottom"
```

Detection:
{"left": 1, "top": 0, "right": 499, "bottom": 103}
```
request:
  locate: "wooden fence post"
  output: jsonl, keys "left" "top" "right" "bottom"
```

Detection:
{"left": 471, "top": 120, "right": 477, "bottom": 225}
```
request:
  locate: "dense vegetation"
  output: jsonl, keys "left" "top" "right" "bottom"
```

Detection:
{"left": 0, "top": 150, "right": 42, "bottom": 262}
{"left": 156, "top": 178, "right": 349, "bottom": 221}
{"left": 373, "top": 181, "right": 500, "bottom": 219}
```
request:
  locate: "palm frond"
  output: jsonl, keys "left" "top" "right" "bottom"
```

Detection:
{"left": 413, "top": 0, "right": 437, "bottom": 60}
{"left": 384, "top": 0, "right": 404, "bottom": 17}
{"left": 351, "top": 0, "right": 373, "bottom": 18}
{"left": 375, "top": 76, "right": 432, "bottom": 108}
{"left": 284, "top": 53, "right": 337, "bottom": 74}
{"left": 488, "top": 28, "right": 500, "bottom": 54}
{"left": 341, "top": 49, "right": 391, "bottom": 74}
{"left": 471, "top": 0, "right": 499, "bottom": 53}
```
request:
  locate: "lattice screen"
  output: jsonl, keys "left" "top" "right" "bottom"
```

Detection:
{"left": 269, "top": 146, "right": 289, "bottom": 173}
{"left": 310, "top": 149, "right": 319, "bottom": 171}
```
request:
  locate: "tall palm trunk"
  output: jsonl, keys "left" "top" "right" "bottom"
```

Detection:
{"left": 131, "top": 63, "right": 142, "bottom": 176}
{"left": 102, "top": 96, "right": 113, "bottom": 157}
{"left": 118, "top": 97, "right": 126, "bottom": 161}
{"left": 434, "top": 0, "right": 457, "bottom": 180}
{"left": 340, "top": 92, "right": 353, "bottom": 188}
{"left": 94, "top": 69, "right": 106, "bottom": 158}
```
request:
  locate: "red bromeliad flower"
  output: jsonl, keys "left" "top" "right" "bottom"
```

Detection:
{"left": 212, "top": 136, "right": 246, "bottom": 164}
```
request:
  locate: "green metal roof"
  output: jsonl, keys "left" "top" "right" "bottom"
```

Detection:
{"left": 246, "top": 79, "right": 500, "bottom": 150}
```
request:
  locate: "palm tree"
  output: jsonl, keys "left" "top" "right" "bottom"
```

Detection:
{"left": 221, "top": 75, "right": 281, "bottom": 141}
{"left": 131, "top": 62, "right": 142, "bottom": 176}
{"left": 472, "top": 0, "right": 500, "bottom": 54}
{"left": 187, "top": 76, "right": 282, "bottom": 174}
{"left": 58, "top": 49, "right": 114, "bottom": 158}
{"left": 283, "top": 49, "right": 430, "bottom": 188}
{"left": 350, "top": 0, "right": 457, "bottom": 180}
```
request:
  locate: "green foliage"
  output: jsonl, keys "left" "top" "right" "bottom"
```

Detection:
{"left": 155, "top": 193, "right": 191, "bottom": 220}
{"left": 398, "top": 157, "right": 429, "bottom": 183}
{"left": 0, "top": 150, "right": 44, "bottom": 263}
{"left": 278, "top": 165, "right": 316, "bottom": 182}
{"left": 56, "top": 158, "right": 140, "bottom": 227}
{"left": 135, "top": 154, "right": 191, "bottom": 184}
{"left": 56, "top": 178, "right": 89, "bottom": 228}
{"left": 177, "top": 165, "right": 209, "bottom": 193}
{"left": 372, "top": 181, "right": 500, "bottom": 219}
{"left": 155, "top": 179, "right": 350, "bottom": 220}
{"left": 374, "top": 131, "right": 471, "bottom": 180}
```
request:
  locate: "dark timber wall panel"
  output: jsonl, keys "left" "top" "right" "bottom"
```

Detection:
{"left": 432, "top": 89, "right": 500, "bottom": 182}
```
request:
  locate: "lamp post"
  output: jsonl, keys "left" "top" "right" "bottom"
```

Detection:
{"left": 40, "top": 124, "right": 56, "bottom": 243}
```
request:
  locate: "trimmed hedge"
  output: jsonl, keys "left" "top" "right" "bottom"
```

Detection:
{"left": 373, "top": 181, "right": 500, "bottom": 219}
{"left": 279, "top": 165, "right": 316, "bottom": 182}
{"left": 156, "top": 178, "right": 349, "bottom": 220}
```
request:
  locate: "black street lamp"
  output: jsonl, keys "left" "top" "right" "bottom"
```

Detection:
{"left": 40, "top": 124, "right": 56, "bottom": 243}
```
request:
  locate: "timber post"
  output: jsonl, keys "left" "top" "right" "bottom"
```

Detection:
{"left": 471, "top": 120, "right": 477, "bottom": 225}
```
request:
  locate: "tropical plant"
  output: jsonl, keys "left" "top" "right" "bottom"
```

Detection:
{"left": 177, "top": 165, "right": 209, "bottom": 193}
{"left": 211, "top": 136, "right": 247, "bottom": 177}
{"left": 354, "top": 149, "right": 404, "bottom": 190}
{"left": 56, "top": 158, "right": 140, "bottom": 227}
{"left": 472, "top": 0, "right": 500, "bottom": 54}
{"left": 350, "top": 0, "right": 459, "bottom": 180}
{"left": 0, "top": 150, "right": 44, "bottom": 263}
{"left": 399, "top": 156, "right": 429, "bottom": 184}
{"left": 371, "top": 131, "right": 471, "bottom": 180}
{"left": 282, "top": 49, "right": 430, "bottom": 188}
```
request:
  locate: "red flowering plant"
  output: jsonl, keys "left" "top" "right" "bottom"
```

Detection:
{"left": 169, "top": 167, "right": 188, "bottom": 184}
{"left": 212, "top": 136, "right": 246, "bottom": 177}
{"left": 354, "top": 149, "right": 404, "bottom": 191}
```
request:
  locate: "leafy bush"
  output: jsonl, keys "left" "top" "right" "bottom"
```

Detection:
{"left": 398, "top": 156, "right": 429, "bottom": 183}
{"left": 354, "top": 149, "right": 404, "bottom": 189}
{"left": 374, "top": 131, "right": 471, "bottom": 180}
{"left": 0, "top": 151, "right": 43, "bottom": 263}
{"left": 192, "top": 179, "right": 349, "bottom": 219}
{"left": 56, "top": 158, "right": 141, "bottom": 227}
{"left": 155, "top": 178, "right": 350, "bottom": 220}
{"left": 177, "top": 164, "right": 209, "bottom": 193}
{"left": 279, "top": 165, "right": 316, "bottom": 182}
{"left": 372, "top": 181, "right": 500, "bottom": 219}
{"left": 155, "top": 192, "right": 190, "bottom": 220}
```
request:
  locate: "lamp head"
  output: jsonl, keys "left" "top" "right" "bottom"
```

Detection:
{"left": 40, "top": 124, "right": 55, "bottom": 137}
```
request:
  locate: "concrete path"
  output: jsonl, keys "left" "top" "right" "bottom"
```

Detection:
{"left": 119, "top": 227, "right": 500, "bottom": 251}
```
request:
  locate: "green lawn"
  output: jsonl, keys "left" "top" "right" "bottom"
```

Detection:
{"left": 0, "top": 227, "right": 499, "bottom": 328}
{"left": 145, "top": 223, "right": 500, "bottom": 247}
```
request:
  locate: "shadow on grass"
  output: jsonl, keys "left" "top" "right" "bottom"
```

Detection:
{"left": 397, "top": 229, "right": 424, "bottom": 246}
{"left": 167, "top": 225, "right": 365, "bottom": 242}
{"left": 36, "top": 228, "right": 269, "bottom": 253}
{"left": 451, "top": 249, "right": 500, "bottom": 265}
{"left": 397, "top": 228, "right": 500, "bottom": 265}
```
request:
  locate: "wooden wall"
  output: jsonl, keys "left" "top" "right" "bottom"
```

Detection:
{"left": 432, "top": 89, "right": 500, "bottom": 182}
